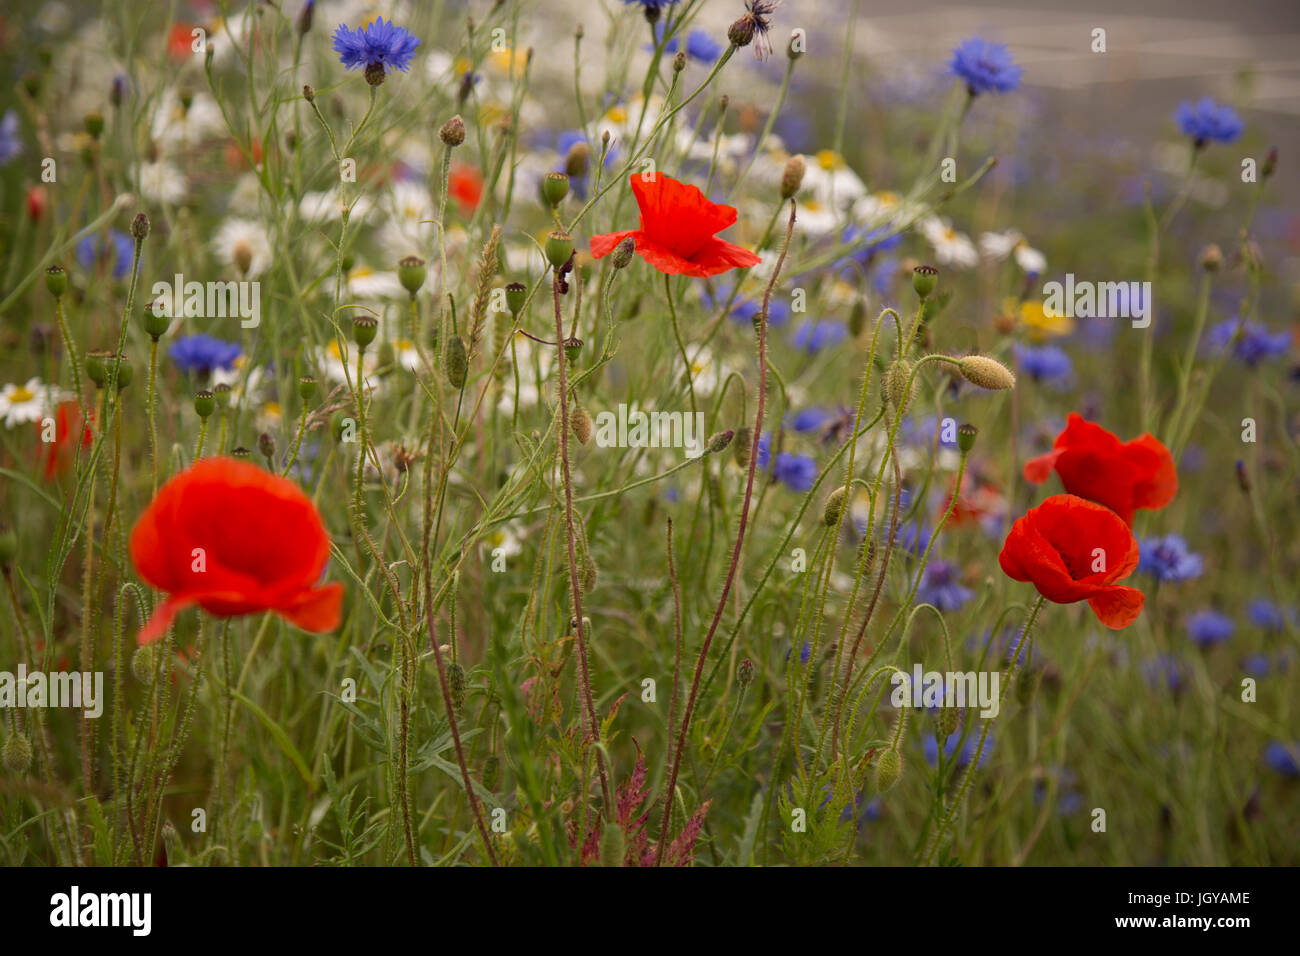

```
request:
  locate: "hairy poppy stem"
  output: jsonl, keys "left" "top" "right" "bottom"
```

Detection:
{"left": 655, "top": 199, "right": 797, "bottom": 866}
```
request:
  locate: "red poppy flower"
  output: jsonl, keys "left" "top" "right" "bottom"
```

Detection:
{"left": 589, "top": 174, "right": 762, "bottom": 277}
{"left": 1023, "top": 413, "right": 1176, "bottom": 525}
{"left": 38, "top": 401, "right": 93, "bottom": 481}
{"left": 130, "top": 458, "right": 343, "bottom": 645}
{"left": 449, "top": 163, "right": 484, "bottom": 217}
{"left": 999, "top": 494, "right": 1144, "bottom": 629}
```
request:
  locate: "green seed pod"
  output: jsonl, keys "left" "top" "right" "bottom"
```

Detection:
{"left": 298, "top": 376, "right": 317, "bottom": 402}
{"left": 883, "top": 358, "right": 913, "bottom": 412}
{"left": 599, "top": 823, "right": 625, "bottom": 867}
{"left": 131, "top": 645, "right": 156, "bottom": 684}
{"left": 85, "top": 350, "right": 112, "bottom": 388}
{"left": 0, "top": 527, "right": 17, "bottom": 566}
{"left": 580, "top": 553, "right": 598, "bottom": 595}
{"left": 504, "top": 281, "right": 527, "bottom": 317}
{"left": 542, "top": 171, "right": 570, "bottom": 207}
{"left": 194, "top": 389, "right": 216, "bottom": 418}
{"left": 352, "top": 315, "right": 379, "bottom": 350}
{"left": 563, "top": 337, "right": 582, "bottom": 367}
{"left": 911, "top": 264, "right": 938, "bottom": 300}
{"left": 448, "top": 662, "right": 467, "bottom": 713}
{"left": 545, "top": 231, "right": 574, "bottom": 271}
{"left": 213, "top": 382, "right": 232, "bottom": 409}
{"left": 957, "top": 423, "right": 978, "bottom": 454}
{"left": 45, "top": 265, "right": 68, "bottom": 299}
{"left": 106, "top": 355, "right": 132, "bottom": 391}
{"left": 874, "top": 747, "right": 903, "bottom": 793}
{"left": 397, "top": 255, "right": 427, "bottom": 295}
{"left": 937, "top": 706, "right": 960, "bottom": 741}
{"left": 230, "top": 446, "right": 251, "bottom": 459}
{"left": 446, "top": 335, "right": 468, "bottom": 388}
{"left": 823, "top": 486, "right": 848, "bottom": 527}
{"left": 142, "top": 301, "right": 171, "bottom": 340}
{"left": 2, "top": 733, "right": 33, "bottom": 774}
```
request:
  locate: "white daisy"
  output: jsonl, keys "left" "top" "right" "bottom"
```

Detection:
{"left": 150, "top": 89, "right": 225, "bottom": 149}
{"left": 135, "top": 160, "right": 188, "bottom": 204}
{"left": 0, "top": 378, "right": 62, "bottom": 428}
{"left": 212, "top": 218, "right": 273, "bottom": 278}
{"left": 921, "top": 217, "right": 978, "bottom": 269}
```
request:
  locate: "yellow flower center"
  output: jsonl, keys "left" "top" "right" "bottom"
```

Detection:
{"left": 816, "top": 149, "right": 843, "bottom": 171}
{"left": 9, "top": 386, "right": 35, "bottom": 403}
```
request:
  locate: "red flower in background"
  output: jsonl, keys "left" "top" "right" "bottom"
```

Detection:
{"left": 130, "top": 458, "right": 343, "bottom": 645}
{"left": 449, "top": 163, "right": 483, "bottom": 217}
{"left": 999, "top": 494, "right": 1144, "bottom": 629}
{"left": 1023, "top": 413, "right": 1176, "bottom": 525}
{"left": 590, "top": 174, "right": 762, "bottom": 277}
{"left": 38, "top": 401, "right": 93, "bottom": 481}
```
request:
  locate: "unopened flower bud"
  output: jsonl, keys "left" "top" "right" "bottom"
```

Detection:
{"left": 303, "top": 84, "right": 316, "bottom": 103}
{"left": 707, "top": 429, "right": 734, "bottom": 454}
{"left": 874, "top": 747, "right": 902, "bottom": 793}
{"left": 823, "top": 486, "right": 847, "bottom": 526}
{"left": 733, "top": 426, "right": 754, "bottom": 467}
{"left": 446, "top": 335, "right": 468, "bottom": 388}
{"left": 439, "top": 114, "right": 466, "bottom": 147}
{"left": 565, "top": 141, "right": 590, "bottom": 178}
{"left": 958, "top": 355, "right": 1016, "bottom": 391}
{"left": 780, "top": 155, "right": 806, "bottom": 199}
{"left": 599, "top": 823, "right": 625, "bottom": 867}
{"left": 1199, "top": 244, "right": 1222, "bottom": 272}
{"left": 258, "top": 431, "right": 276, "bottom": 466}
{"left": 2, "top": 733, "right": 33, "bottom": 774}
{"left": 1262, "top": 145, "right": 1278, "bottom": 179}
{"left": 884, "top": 358, "right": 913, "bottom": 411}
{"left": 131, "top": 645, "right": 156, "bottom": 684}
{"left": 448, "top": 661, "right": 467, "bottom": 713}
{"left": 611, "top": 236, "right": 636, "bottom": 270}
{"left": 130, "top": 212, "right": 150, "bottom": 241}
{"left": 571, "top": 406, "right": 593, "bottom": 444}
{"left": 737, "top": 657, "right": 755, "bottom": 688}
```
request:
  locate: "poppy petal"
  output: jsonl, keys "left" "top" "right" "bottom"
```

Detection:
{"left": 279, "top": 583, "right": 344, "bottom": 633}
{"left": 589, "top": 229, "right": 638, "bottom": 259}
{"left": 1022, "top": 448, "right": 1064, "bottom": 484}
{"left": 1087, "top": 586, "right": 1145, "bottom": 629}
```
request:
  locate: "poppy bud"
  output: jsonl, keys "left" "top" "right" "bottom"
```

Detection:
{"left": 580, "top": 553, "right": 598, "bottom": 595}
{"left": 2, "top": 734, "right": 33, "bottom": 774}
{"left": 439, "top": 114, "right": 466, "bottom": 147}
{"left": 45, "top": 265, "right": 68, "bottom": 299}
{"left": 131, "top": 645, "right": 155, "bottom": 684}
{"left": 142, "top": 300, "right": 171, "bottom": 340}
{"left": 937, "top": 706, "right": 960, "bottom": 740}
{"left": 958, "top": 355, "right": 1016, "bottom": 391}
{"left": 599, "top": 823, "right": 625, "bottom": 867}
{"left": 446, "top": 335, "right": 468, "bottom": 388}
{"left": 298, "top": 376, "right": 317, "bottom": 402}
{"left": 563, "top": 337, "right": 582, "bottom": 366}
{"left": 258, "top": 432, "right": 276, "bottom": 467}
{"left": 571, "top": 406, "right": 593, "bottom": 444}
{"left": 565, "top": 141, "right": 590, "bottom": 178}
{"left": 957, "top": 423, "right": 978, "bottom": 454}
{"left": 194, "top": 389, "right": 216, "bottom": 418}
{"left": 130, "top": 212, "right": 150, "bottom": 241}
{"left": 728, "top": 15, "right": 756, "bottom": 48}
{"left": 448, "top": 662, "right": 467, "bottom": 713}
{"left": 874, "top": 747, "right": 902, "bottom": 793}
{"left": 611, "top": 236, "right": 636, "bottom": 270}
{"left": 398, "top": 255, "right": 427, "bottom": 295}
{"left": 542, "top": 171, "right": 570, "bottom": 207}
{"left": 213, "top": 382, "right": 232, "bottom": 409}
{"left": 848, "top": 299, "right": 866, "bottom": 338}
{"left": 1199, "top": 244, "right": 1222, "bottom": 272}
{"left": 106, "top": 354, "right": 132, "bottom": 391}
{"left": 545, "top": 231, "right": 574, "bottom": 271}
{"left": 303, "top": 84, "right": 316, "bottom": 103}
{"left": 707, "top": 429, "right": 734, "bottom": 454}
{"left": 823, "top": 486, "right": 847, "bottom": 526}
{"left": 912, "top": 264, "right": 939, "bottom": 300}
{"left": 504, "top": 281, "right": 527, "bottom": 317}
{"left": 737, "top": 657, "right": 755, "bottom": 688}
{"left": 780, "top": 155, "right": 806, "bottom": 199}
{"left": 0, "top": 527, "right": 16, "bottom": 566}
{"left": 884, "top": 359, "right": 913, "bottom": 411}
{"left": 673, "top": 51, "right": 687, "bottom": 73}
{"left": 733, "top": 426, "right": 754, "bottom": 467}
{"left": 330, "top": 411, "right": 349, "bottom": 443}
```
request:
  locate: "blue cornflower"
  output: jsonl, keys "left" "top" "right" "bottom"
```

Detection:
{"left": 169, "top": 334, "right": 242, "bottom": 376}
{"left": 76, "top": 230, "right": 136, "bottom": 280}
{"left": 1013, "top": 343, "right": 1073, "bottom": 387}
{"left": 785, "top": 641, "right": 812, "bottom": 665}
{"left": 949, "top": 37, "right": 1022, "bottom": 96}
{"left": 332, "top": 18, "right": 421, "bottom": 75}
{"left": 787, "top": 407, "right": 834, "bottom": 433}
{"left": 729, "top": 297, "right": 791, "bottom": 327}
{"left": 1241, "top": 653, "right": 1272, "bottom": 676}
{"left": 774, "top": 452, "right": 818, "bottom": 492}
{"left": 915, "top": 560, "right": 974, "bottom": 612}
{"left": 1187, "top": 610, "right": 1234, "bottom": 648}
{"left": 1175, "top": 97, "right": 1243, "bottom": 146}
{"left": 1137, "top": 534, "right": 1204, "bottom": 582}
{"left": 1141, "top": 654, "right": 1187, "bottom": 693}
{"left": 1263, "top": 741, "right": 1300, "bottom": 778}
{"left": 1206, "top": 318, "right": 1289, "bottom": 366}
{"left": 1247, "top": 598, "right": 1294, "bottom": 632}
{"left": 647, "top": 23, "right": 722, "bottom": 62}
{"left": 0, "top": 109, "right": 21, "bottom": 165}
{"left": 790, "top": 320, "right": 847, "bottom": 354}
{"left": 622, "top": 0, "right": 680, "bottom": 16}
{"left": 923, "top": 724, "right": 993, "bottom": 769}
{"left": 838, "top": 224, "right": 903, "bottom": 272}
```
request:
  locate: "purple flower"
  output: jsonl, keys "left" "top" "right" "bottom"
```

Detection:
{"left": 1013, "top": 343, "right": 1073, "bottom": 387}
{"left": 1186, "top": 610, "right": 1234, "bottom": 648}
{"left": 647, "top": 24, "right": 722, "bottom": 62}
{"left": 1141, "top": 654, "right": 1187, "bottom": 693}
{"left": 729, "top": 297, "right": 791, "bottom": 327}
{"left": 1263, "top": 741, "right": 1300, "bottom": 778}
{"left": 1137, "top": 534, "right": 1203, "bottom": 582}
{"left": 0, "top": 110, "right": 21, "bottom": 165}
{"left": 949, "top": 37, "right": 1022, "bottom": 96}
{"left": 332, "top": 18, "right": 421, "bottom": 73}
{"left": 169, "top": 334, "right": 242, "bottom": 376}
{"left": 1175, "top": 97, "right": 1244, "bottom": 146}
{"left": 76, "top": 230, "right": 136, "bottom": 280}
{"left": 787, "top": 407, "right": 835, "bottom": 433}
{"left": 774, "top": 452, "right": 818, "bottom": 492}
{"left": 1247, "top": 598, "right": 1294, "bottom": 632}
{"left": 790, "top": 320, "right": 847, "bottom": 354}
{"left": 1206, "top": 319, "right": 1289, "bottom": 366}
{"left": 915, "top": 560, "right": 974, "bottom": 612}
{"left": 923, "top": 723, "right": 993, "bottom": 769}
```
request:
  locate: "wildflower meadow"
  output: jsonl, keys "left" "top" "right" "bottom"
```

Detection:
{"left": 0, "top": 0, "right": 1297, "bottom": 885}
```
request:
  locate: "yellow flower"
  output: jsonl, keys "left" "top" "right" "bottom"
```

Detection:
{"left": 815, "top": 149, "right": 843, "bottom": 171}
{"left": 1009, "top": 297, "right": 1073, "bottom": 341}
